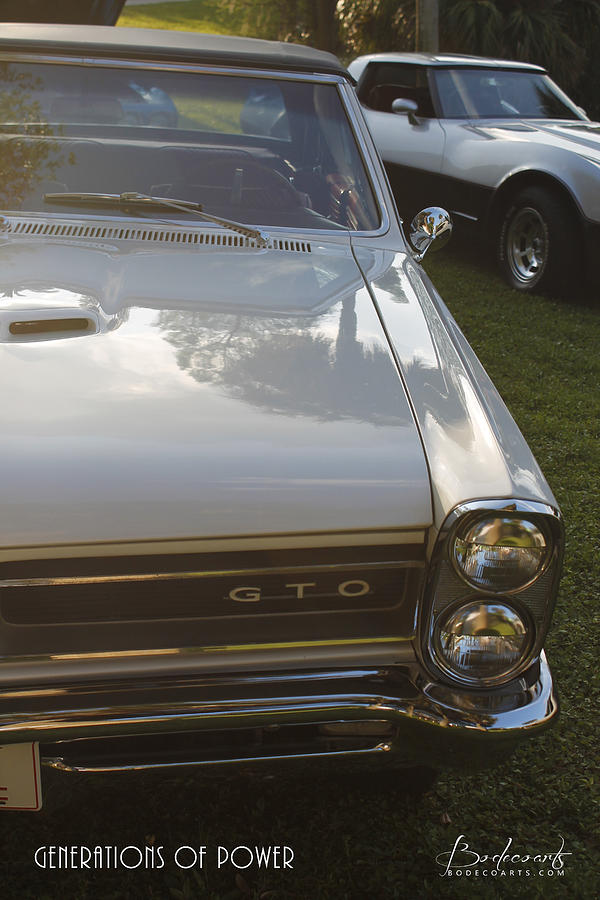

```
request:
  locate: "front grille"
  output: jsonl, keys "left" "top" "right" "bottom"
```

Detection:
{"left": 0, "top": 544, "right": 424, "bottom": 656}
{"left": 2, "top": 566, "right": 406, "bottom": 625}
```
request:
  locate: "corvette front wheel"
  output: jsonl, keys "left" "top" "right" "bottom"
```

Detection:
{"left": 498, "top": 187, "right": 576, "bottom": 294}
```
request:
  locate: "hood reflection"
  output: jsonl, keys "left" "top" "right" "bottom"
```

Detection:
{"left": 158, "top": 294, "right": 409, "bottom": 424}
{"left": 0, "top": 237, "right": 412, "bottom": 425}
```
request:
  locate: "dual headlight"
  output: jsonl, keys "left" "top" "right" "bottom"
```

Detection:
{"left": 451, "top": 516, "right": 548, "bottom": 593}
{"left": 434, "top": 599, "right": 530, "bottom": 682}
{"left": 429, "top": 511, "right": 558, "bottom": 685}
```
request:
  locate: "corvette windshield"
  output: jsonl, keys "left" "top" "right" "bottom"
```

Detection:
{"left": 434, "top": 68, "right": 584, "bottom": 120}
{"left": 0, "top": 61, "right": 380, "bottom": 231}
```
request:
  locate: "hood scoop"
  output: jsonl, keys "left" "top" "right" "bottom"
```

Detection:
{"left": 9, "top": 317, "right": 91, "bottom": 336}
{"left": 0, "top": 217, "right": 312, "bottom": 253}
{"left": 1, "top": 307, "right": 99, "bottom": 342}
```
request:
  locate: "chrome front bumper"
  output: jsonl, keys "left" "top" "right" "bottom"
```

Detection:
{"left": 0, "top": 655, "right": 557, "bottom": 773}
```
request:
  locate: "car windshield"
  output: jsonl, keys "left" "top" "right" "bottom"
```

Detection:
{"left": 0, "top": 61, "right": 380, "bottom": 231}
{"left": 433, "top": 68, "right": 584, "bottom": 120}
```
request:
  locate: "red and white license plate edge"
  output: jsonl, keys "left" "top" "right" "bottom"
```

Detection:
{"left": 0, "top": 742, "right": 42, "bottom": 811}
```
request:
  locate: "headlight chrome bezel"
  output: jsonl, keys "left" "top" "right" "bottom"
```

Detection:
{"left": 423, "top": 499, "right": 564, "bottom": 688}
{"left": 448, "top": 512, "right": 552, "bottom": 594}
{"left": 431, "top": 596, "right": 535, "bottom": 686}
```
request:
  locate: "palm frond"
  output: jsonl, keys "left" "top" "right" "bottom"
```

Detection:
{"left": 441, "top": 0, "right": 505, "bottom": 55}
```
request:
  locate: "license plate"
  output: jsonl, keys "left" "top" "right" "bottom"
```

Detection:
{"left": 0, "top": 742, "right": 42, "bottom": 811}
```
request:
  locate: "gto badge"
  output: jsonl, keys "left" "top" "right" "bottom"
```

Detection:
{"left": 228, "top": 580, "right": 370, "bottom": 602}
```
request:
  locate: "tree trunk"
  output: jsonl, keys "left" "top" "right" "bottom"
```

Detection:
{"left": 416, "top": 0, "right": 439, "bottom": 52}
{"left": 310, "top": 0, "right": 339, "bottom": 53}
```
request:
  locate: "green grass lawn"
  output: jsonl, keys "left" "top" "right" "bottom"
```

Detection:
{"left": 118, "top": 0, "right": 247, "bottom": 35}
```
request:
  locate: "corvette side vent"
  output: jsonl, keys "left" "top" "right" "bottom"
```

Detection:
{"left": 2, "top": 219, "right": 312, "bottom": 252}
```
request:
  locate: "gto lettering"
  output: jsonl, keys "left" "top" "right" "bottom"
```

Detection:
{"left": 338, "top": 579, "right": 370, "bottom": 597}
{"left": 228, "top": 587, "right": 261, "bottom": 602}
{"left": 229, "top": 579, "right": 372, "bottom": 602}
{"left": 284, "top": 582, "right": 316, "bottom": 598}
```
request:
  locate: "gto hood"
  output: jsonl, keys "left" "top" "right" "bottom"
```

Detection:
{"left": 0, "top": 231, "right": 432, "bottom": 547}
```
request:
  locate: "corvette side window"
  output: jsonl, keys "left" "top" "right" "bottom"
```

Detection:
{"left": 359, "top": 63, "right": 435, "bottom": 117}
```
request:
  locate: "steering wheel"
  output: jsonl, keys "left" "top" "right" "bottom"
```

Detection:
{"left": 195, "top": 158, "right": 302, "bottom": 209}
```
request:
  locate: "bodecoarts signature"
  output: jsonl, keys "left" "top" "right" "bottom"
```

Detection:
{"left": 436, "top": 834, "right": 571, "bottom": 877}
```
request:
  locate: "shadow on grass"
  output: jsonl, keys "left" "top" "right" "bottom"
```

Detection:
{"left": 424, "top": 230, "right": 599, "bottom": 311}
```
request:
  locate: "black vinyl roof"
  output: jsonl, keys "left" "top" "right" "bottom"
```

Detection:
{"left": 0, "top": 23, "right": 348, "bottom": 77}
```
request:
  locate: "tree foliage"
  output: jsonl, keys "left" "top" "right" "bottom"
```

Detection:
{"left": 0, "top": 64, "right": 70, "bottom": 209}
{"left": 441, "top": 0, "right": 600, "bottom": 96}
{"left": 338, "top": 1, "right": 415, "bottom": 58}
{"left": 221, "top": 0, "right": 600, "bottom": 115}
{"left": 221, "top": 0, "right": 339, "bottom": 51}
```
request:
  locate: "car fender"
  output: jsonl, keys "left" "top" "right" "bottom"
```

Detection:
{"left": 442, "top": 122, "right": 600, "bottom": 223}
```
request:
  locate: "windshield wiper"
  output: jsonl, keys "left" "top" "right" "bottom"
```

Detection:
{"left": 43, "top": 191, "right": 270, "bottom": 246}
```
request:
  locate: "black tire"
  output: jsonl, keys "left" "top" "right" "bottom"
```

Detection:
{"left": 498, "top": 186, "right": 578, "bottom": 294}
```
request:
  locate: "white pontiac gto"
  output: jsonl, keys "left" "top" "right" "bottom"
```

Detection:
{"left": 0, "top": 24, "right": 563, "bottom": 811}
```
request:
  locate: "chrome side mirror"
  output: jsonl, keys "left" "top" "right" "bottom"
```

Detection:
{"left": 409, "top": 207, "right": 453, "bottom": 261}
{"left": 391, "top": 97, "right": 419, "bottom": 125}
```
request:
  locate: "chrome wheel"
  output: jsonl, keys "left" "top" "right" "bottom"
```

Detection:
{"left": 505, "top": 206, "right": 547, "bottom": 284}
{"left": 498, "top": 187, "right": 577, "bottom": 295}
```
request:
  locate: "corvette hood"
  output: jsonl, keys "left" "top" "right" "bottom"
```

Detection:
{"left": 523, "top": 119, "right": 600, "bottom": 157}
{"left": 474, "top": 118, "right": 600, "bottom": 159}
{"left": 0, "top": 232, "right": 432, "bottom": 547}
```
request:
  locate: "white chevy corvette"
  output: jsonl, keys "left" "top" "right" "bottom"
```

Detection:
{"left": 349, "top": 52, "right": 600, "bottom": 294}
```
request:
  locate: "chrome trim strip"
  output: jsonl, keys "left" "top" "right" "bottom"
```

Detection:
{"left": 0, "top": 667, "right": 371, "bottom": 696}
{"left": 0, "top": 642, "right": 416, "bottom": 687}
{"left": 337, "top": 79, "right": 392, "bottom": 239}
{"left": 3, "top": 637, "right": 406, "bottom": 664}
{"left": 448, "top": 499, "right": 562, "bottom": 527}
{"left": 0, "top": 559, "right": 423, "bottom": 590}
{"left": 43, "top": 742, "right": 393, "bottom": 774}
{"left": 450, "top": 210, "right": 478, "bottom": 222}
{"left": 54, "top": 638, "right": 405, "bottom": 658}
{"left": 0, "top": 529, "right": 428, "bottom": 563}
{"left": 0, "top": 53, "right": 347, "bottom": 83}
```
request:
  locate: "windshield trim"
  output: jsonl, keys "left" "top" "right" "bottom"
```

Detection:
{"left": 337, "top": 79, "right": 390, "bottom": 237}
{"left": 0, "top": 51, "right": 348, "bottom": 84}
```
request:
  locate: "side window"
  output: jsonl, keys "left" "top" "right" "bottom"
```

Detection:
{"left": 358, "top": 63, "right": 435, "bottom": 118}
